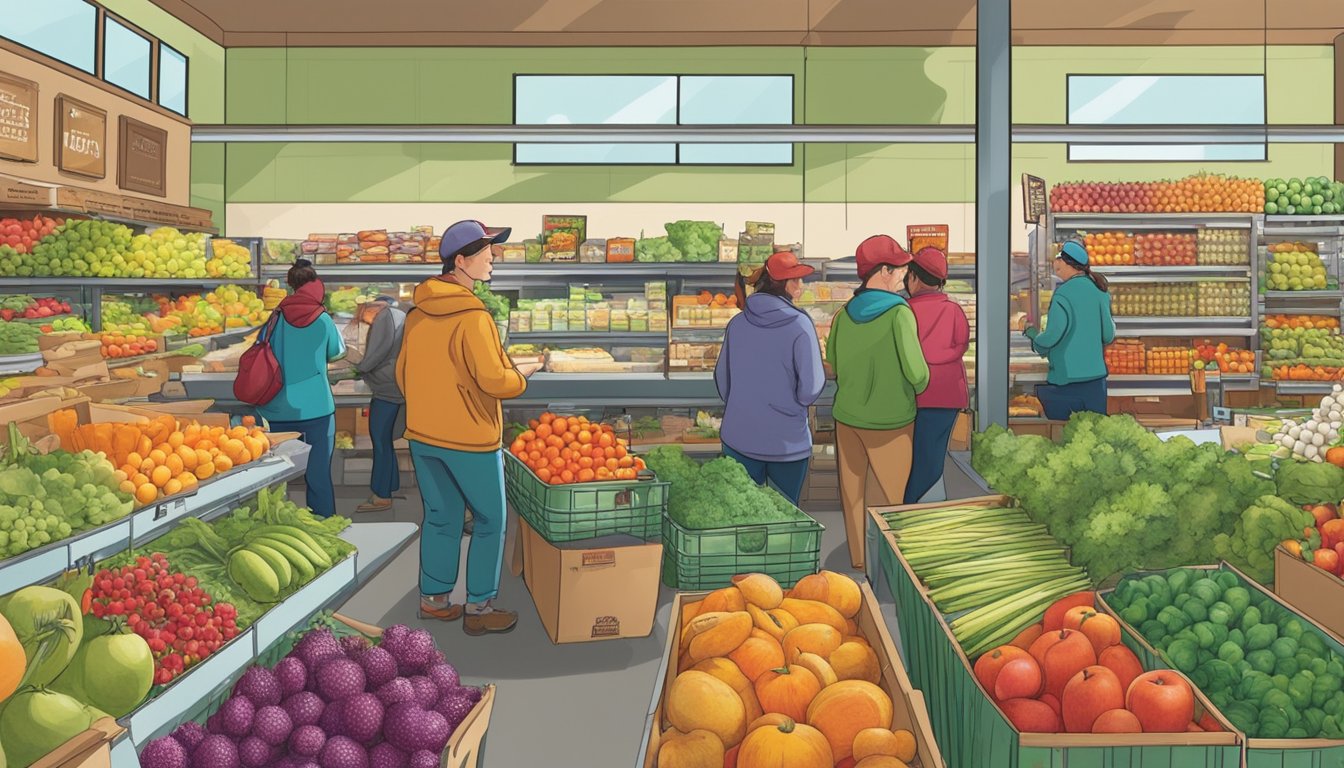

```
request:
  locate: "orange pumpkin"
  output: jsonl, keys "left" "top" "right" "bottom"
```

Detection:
{"left": 830, "top": 642, "right": 881, "bottom": 685}
{"left": 782, "top": 624, "right": 843, "bottom": 664}
{"left": 700, "top": 587, "right": 747, "bottom": 614}
{"left": 0, "top": 613, "right": 24, "bottom": 704}
{"left": 658, "top": 728, "right": 724, "bottom": 768}
{"left": 795, "top": 653, "right": 839, "bottom": 688}
{"left": 729, "top": 634, "right": 786, "bottom": 683}
{"left": 806, "top": 681, "right": 895, "bottom": 761}
{"left": 688, "top": 612, "right": 753, "bottom": 663}
{"left": 748, "top": 713, "right": 794, "bottom": 732}
{"left": 788, "top": 571, "right": 862, "bottom": 618}
{"left": 667, "top": 671, "right": 748, "bottom": 748}
{"left": 851, "top": 729, "right": 916, "bottom": 763}
{"left": 737, "top": 717, "right": 834, "bottom": 768}
{"left": 754, "top": 666, "right": 822, "bottom": 722}
{"left": 692, "top": 658, "right": 764, "bottom": 723}
{"left": 748, "top": 604, "right": 798, "bottom": 644}
{"left": 733, "top": 573, "right": 784, "bottom": 610}
{"left": 778, "top": 599, "right": 847, "bottom": 634}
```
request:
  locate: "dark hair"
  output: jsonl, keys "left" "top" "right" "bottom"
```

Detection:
{"left": 733, "top": 267, "right": 793, "bottom": 308}
{"left": 860, "top": 263, "right": 901, "bottom": 285}
{"left": 1060, "top": 255, "right": 1109, "bottom": 293}
{"left": 906, "top": 262, "right": 945, "bottom": 291}
{"left": 287, "top": 259, "right": 317, "bottom": 290}
{"left": 441, "top": 237, "right": 494, "bottom": 275}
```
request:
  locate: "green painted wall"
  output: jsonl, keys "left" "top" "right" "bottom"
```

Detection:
{"left": 99, "top": 0, "right": 224, "bottom": 123}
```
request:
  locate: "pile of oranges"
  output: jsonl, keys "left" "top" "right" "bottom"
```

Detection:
{"left": 510, "top": 412, "right": 647, "bottom": 485}
{"left": 100, "top": 334, "right": 160, "bottom": 359}
{"left": 1051, "top": 174, "right": 1264, "bottom": 214}
{"left": 114, "top": 421, "right": 270, "bottom": 505}
{"left": 1080, "top": 232, "right": 1135, "bottom": 266}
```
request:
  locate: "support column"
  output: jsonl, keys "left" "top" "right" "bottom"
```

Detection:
{"left": 976, "top": 0, "right": 1011, "bottom": 430}
{"left": 1335, "top": 34, "right": 1344, "bottom": 182}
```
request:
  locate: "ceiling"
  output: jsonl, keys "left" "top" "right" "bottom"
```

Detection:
{"left": 149, "top": 0, "right": 1344, "bottom": 47}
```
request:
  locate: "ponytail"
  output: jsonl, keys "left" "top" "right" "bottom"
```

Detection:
{"left": 1061, "top": 255, "right": 1108, "bottom": 293}
{"left": 734, "top": 266, "right": 792, "bottom": 308}
{"left": 733, "top": 269, "right": 753, "bottom": 309}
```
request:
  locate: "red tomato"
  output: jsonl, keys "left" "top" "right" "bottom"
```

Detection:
{"left": 1314, "top": 548, "right": 1341, "bottom": 575}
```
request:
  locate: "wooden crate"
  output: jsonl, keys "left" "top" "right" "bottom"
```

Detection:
{"left": 1275, "top": 545, "right": 1344, "bottom": 645}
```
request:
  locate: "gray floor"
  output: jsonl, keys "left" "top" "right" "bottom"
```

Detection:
{"left": 309, "top": 457, "right": 982, "bottom": 768}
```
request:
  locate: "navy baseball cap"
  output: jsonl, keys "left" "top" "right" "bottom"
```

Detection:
{"left": 1058, "top": 240, "right": 1089, "bottom": 265}
{"left": 438, "top": 220, "right": 511, "bottom": 262}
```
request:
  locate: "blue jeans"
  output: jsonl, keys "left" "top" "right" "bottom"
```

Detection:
{"left": 368, "top": 399, "right": 403, "bottom": 499}
{"left": 1036, "top": 378, "right": 1109, "bottom": 421}
{"left": 905, "top": 408, "right": 960, "bottom": 504}
{"left": 722, "top": 445, "right": 810, "bottom": 506}
{"left": 409, "top": 441, "right": 506, "bottom": 604}
{"left": 268, "top": 414, "right": 336, "bottom": 518}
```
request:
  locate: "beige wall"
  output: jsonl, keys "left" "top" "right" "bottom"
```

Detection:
{"left": 0, "top": 47, "right": 192, "bottom": 206}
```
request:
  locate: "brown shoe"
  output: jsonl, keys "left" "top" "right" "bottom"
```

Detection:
{"left": 463, "top": 606, "right": 517, "bottom": 636}
{"left": 417, "top": 600, "right": 463, "bottom": 622}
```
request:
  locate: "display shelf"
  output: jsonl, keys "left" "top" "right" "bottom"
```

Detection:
{"left": 1096, "top": 266, "right": 1251, "bottom": 281}
{"left": 1053, "top": 212, "right": 1256, "bottom": 229}
{"left": 251, "top": 554, "right": 357, "bottom": 652}
{"left": 120, "top": 627, "right": 257, "bottom": 747}
{"left": 821, "top": 256, "right": 975, "bottom": 281}
{"left": 341, "top": 521, "right": 419, "bottom": 581}
{"left": 1115, "top": 316, "right": 1255, "bottom": 330}
{"left": 1114, "top": 326, "right": 1258, "bottom": 337}
{"left": 669, "top": 326, "right": 728, "bottom": 339}
{"left": 1274, "top": 381, "right": 1341, "bottom": 395}
{"left": 258, "top": 261, "right": 741, "bottom": 287}
{"left": 508, "top": 331, "right": 667, "bottom": 345}
{"left": 0, "top": 277, "right": 260, "bottom": 289}
{"left": 0, "top": 204, "right": 218, "bottom": 236}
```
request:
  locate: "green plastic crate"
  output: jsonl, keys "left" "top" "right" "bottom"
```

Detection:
{"left": 869, "top": 511, "right": 1243, "bottom": 768}
{"left": 1101, "top": 563, "right": 1344, "bottom": 768}
{"left": 504, "top": 451, "right": 666, "bottom": 543}
{"left": 660, "top": 512, "right": 822, "bottom": 590}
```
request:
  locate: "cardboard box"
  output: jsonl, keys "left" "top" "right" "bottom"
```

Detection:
{"left": 519, "top": 517, "right": 661, "bottom": 644}
{"left": 1007, "top": 418, "right": 1065, "bottom": 441}
{"left": 1275, "top": 546, "right": 1344, "bottom": 645}
{"left": 639, "top": 581, "right": 945, "bottom": 768}
{"left": 28, "top": 717, "right": 124, "bottom": 768}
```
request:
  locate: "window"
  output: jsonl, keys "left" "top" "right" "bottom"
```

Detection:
{"left": 1067, "top": 75, "right": 1265, "bottom": 161}
{"left": 515, "top": 74, "right": 793, "bottom": 165}
{"left": 159, "top": 43, "right": 187, "bottom": 115}
{"left": 0, "top": 0, "right": 96, "bottom": 73}
{"left": 103, "top": 17, "right": 151, "bottom": 99}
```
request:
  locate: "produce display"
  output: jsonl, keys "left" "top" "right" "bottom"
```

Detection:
{"left": 324, "top": 286, "right": 378, "bottom": 316}
{"left": 138, "top": 620, "right": 486, "bottom": 768}
{"left": 474, "top": 281, "right": 510, "bottom": 325}
{"left": 1106, "top": 567, "right": 1344, "bottom": 738}
{"left": 1110, "top": 283, "right": 1196, "bottom": 317}
{"left": 508, "top": 411, "right": 646, "bottom": 484}
{"left": 1193, "top": 342, "right": 1255, "bottom": 374}
{"left": 99, "top": 333, "right": 160, "bottom": 360}
{"left": 149, "top": 286, "right": 270, "bottom": 336}
{"left": 0, "top": 223, "right": 247, "bottom": 279}
{"left": 1049, "top": 175, "right": 1263, "bottom": 214}
{"left": 1146, "top": 346, "right": 1192, "bottom": 375}
{"left": 1262, "top": 177, "right": 1344, "bottom": 216}
{"left": 1265, "top": 387, "right": 1344, "bottom": 463}
{"left": 1135, "top": 233, "right": 1196, "bottom": 266}
{"left": 1280, "top": 500, "right": 1344, "bottom": 577}
{"left": 1264, "top": 243, "right": 1329, "bottom": 292}
{"left": 45, "top": 409, "right": 272, "bottom": 507}
{"left": 0, "top": 215, "right": 63, "bottom": 253}
{"left": 207, "top": 240, "right": 254, "bottom": 279}
{"left": 662, "top": 571, "right": 919, "bottom": 766}
{"left": 1104, "top": 340, "right": 1144, "bottom": 374}
{"left": 1196, "top": 281, "right": 1250, "bottom": 317}
{"left": 1080, "top": 232, "right": 1135, "bottom": 266}
{"left": 1197, "top": 229, "right": 1250, "bottom": 266}
{"left": 0, "top": 296, "right": 75, "bottom": 323}
{"left": 970, "top": 592, "right": 1209, "bottom": 734}
{"left": 1260, "top": 316, "right": 1344, "bottom": 380}
{"left": 0, "top": 322, "right": 40, "bottom": 354}
{"left": 884, "top": 504, "right": 1090, "bottom": 658}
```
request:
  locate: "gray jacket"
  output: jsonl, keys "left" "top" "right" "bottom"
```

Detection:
{"left": 354, "top": 305, "right": 406, "bottom": 403}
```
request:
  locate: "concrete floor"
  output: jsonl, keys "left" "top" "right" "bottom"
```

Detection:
{"left": 307, "top": 457, "right": 982, "bottom": 768}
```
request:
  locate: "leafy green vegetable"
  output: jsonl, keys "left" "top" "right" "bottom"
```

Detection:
{"left": 663, "top": 221, "right": 724, "bottom": 263}
{"left": 1277, "top": 460, "right": 1344, "bottom": 506}
{"left": 473, "top": 281, "right": 511, "bottom": 324}
{"left": 1214, "top": 495, "right": 1315, "bottom": 585}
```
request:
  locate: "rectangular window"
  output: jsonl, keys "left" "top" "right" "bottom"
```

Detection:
{"left": 515, "top": 74, "right": 793, "bottom": 165}
{"left": 1067, "top": 74, "right": 1266, "bottom": 162}
{"left": 158, "top": 43, "right": 187, "bottom": 115}
{"left": 103, "top": 16, "right": 151, "bottom": 100}
{"left": 0, "top": 0, "right": 96, "bottom": 73}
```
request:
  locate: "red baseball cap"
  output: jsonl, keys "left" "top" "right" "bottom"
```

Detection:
{"left": 855, "top": 235, "right": 912, "bottom": 278}
{"left": 763, "top": 251, "right": 814, "bottom": 281}
{"left": 912, "top": 246, "right": 949, "bottom": 281}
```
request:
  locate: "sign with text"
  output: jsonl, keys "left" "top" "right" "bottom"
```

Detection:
{"left": 118, "top": 116, "right": 166, "bottom": 197}
{"left": 55, "top": 95, "right": 106, "bottom": 180}
{"left": 907, "top": 224, "right": 949, "bottom": 255}
{"left": 1023, "top": 173, "right": 1047, "bottom": 223}
{"left": 0, "top": 72, "right": 37, "bottom": 163}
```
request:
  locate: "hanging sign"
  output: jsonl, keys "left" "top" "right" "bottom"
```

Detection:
{"left": 118, "top": 116, "right": 167, "bottom": 197}
{"left": 1022, "top": 173, "right": 1048, "bottom": 223}
{"left": 55, "top": 95, "right": 106, "bottom": 179}
{"left": 0, "top": 72, "right": 38, "bottom": 163}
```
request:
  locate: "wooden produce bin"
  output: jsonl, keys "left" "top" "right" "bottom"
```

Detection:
{"left": 26, "top": 717, "right": 124, "bottom": 768}
{"left": 638, "top": 581, "right": 945, "bottom": 768}
{"left": 1275, "top": 545, "right": 1344, "bottom": 647}
{"left": 868, "top": 499, "right": 1242, "bottom": 768}
{"left": 1100, "top": 563, "right": 1344, "bottom": 767}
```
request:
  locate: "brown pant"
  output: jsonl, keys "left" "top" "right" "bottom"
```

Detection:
{"left": 836, "top": 422, "right": 914, "bottom": 569}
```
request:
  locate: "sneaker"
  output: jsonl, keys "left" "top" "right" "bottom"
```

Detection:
{"left": 355, "top": 496, "right": 393, "bottom": 514}
{"left": 417, "top": 595, "right": 463, "bottom": 622}
{"left": 463, "top": 604, "right": 517, "bottom": 636}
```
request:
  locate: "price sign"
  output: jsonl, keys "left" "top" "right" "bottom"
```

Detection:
{"left": 1023, "top": 174, "right": 1048, "bottom": 223}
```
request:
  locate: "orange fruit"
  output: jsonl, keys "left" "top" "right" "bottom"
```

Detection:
{"left": 510, "top": 439, "right": 526, "bottom": 454}
{"left": 195, "top": 461, "right": 215, "bottom": 480}
{"left": 618, "top": 456, "right": 634, "bottom": 469}
{"left": 195, "top": 448, "right": 213, "bottom": 467}
{"left": 605, "top": 458, "right": 620, "bottom": 472}
{"left": 229, "top": 426, "right": 248, "bottom": 440}
{"left": 552, "top": 417, "right": 568, "bottom": 434}
{"left": 148, "top": 449, "right": 168, "bottom": 466}
{"left": 578, "top": 468, "right": 595, "bottom": 482}
{"left": 540, "top": 413, "right": 555, "bottom": 425}
{"left": 119, "top": 480, "right": 136, "bottom": 495}
{"left": 536, "top": 423, "right": 553, "bottom": 439}
{"left": 177, "top": 445, "right": 198, "bottom": 470}
{"left": 537, "top": 467, "right": 552, "bottom": 482}
{"left": 528, "top": 450, "right": 542, "bottom": 463}
{"left": 244, "top": 437, "right": 265, "bottom": 461}
{"left": 177, "top": 472, "right": 198, "bottom": 489}
{"left": 126, "top": 452, "right": 144, "bottom": 468}
{"left": 544, "top": 446, "right": 560, "bottom": 460}
{"left": 214, "top": 455, "right": 234, "bottom": 473}
{"left": 560, "top": 470, "right": 575, "bottom": 484}
{"left": 615, "top": 445, "right": 628, "bottom": 459}
{"left": 150, "top": 465, "right": 172, "bottom": 488}
{"left": 550, "top": 456, "right": 565, "bottom": 470}
{"left": 167, "top": 432, "right": 184, "bottom": 449}
{"left": 598, "top": 432, "right": 614, "bottom": 448}
{"left": 579, "top": 456, "right": 594, "bottom": 469}
{"left": 137, "top": 436, "right": 153, "bottom": 456}
{"left": 164, "top": 479, "right": 183, "bottom": 496}
{"left": 165, "top": 455, "right": 184, "bottom": 475}
{"left": 135, "top": 483, "right": 159, "bottom": 505}
{"left": 578, "top": 430, "right": 593, "bottom": 445}
{"left": 197, "top": 439, "right": 215, "bottom": 452}
{"left": 547, "top": 475, "right": 563, "bottom": 485}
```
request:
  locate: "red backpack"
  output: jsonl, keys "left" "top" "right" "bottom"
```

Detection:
{"left": 234, "top": 313, "right": 284, "bottom": 405}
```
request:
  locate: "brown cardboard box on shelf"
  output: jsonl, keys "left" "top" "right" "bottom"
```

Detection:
{"left": 519, "top": 517, "right": 662, "bottom": 644}
{"left": 0, "top": 173, "right": 57, "bottom": 206}
{"left": 1007, "top": 418, "right": 1065, "bottom": 441}
{"left": 1275, "top": 546, "right": 1344, "bottom": 644}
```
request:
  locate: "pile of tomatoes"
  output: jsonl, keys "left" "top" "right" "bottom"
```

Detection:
{"left": 510, "top": 412, "right": 646, "bottom": 485}
{"left": 100, "top": 333, "right": 159, "bottom": 359}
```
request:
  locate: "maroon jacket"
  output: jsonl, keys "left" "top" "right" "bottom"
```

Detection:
{"left": 907, "top": 291, "right": 970, "bottom": 409}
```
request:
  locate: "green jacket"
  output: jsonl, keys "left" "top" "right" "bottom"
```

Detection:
{"left": 827, "top": 289, "right": 930, "bottom": 430}
{"left": 1027, "top": 275, "right": 1116, "bottom": 385}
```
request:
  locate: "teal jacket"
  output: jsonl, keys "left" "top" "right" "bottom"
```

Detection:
{"left": 827, "top": 289, "right": 930, "bottom": 430}
{"left": 258, "top": 313, "right": 346, "bottom": 423}
{"left": 1028, "top": 275, "right": 1116, "bottom": 385}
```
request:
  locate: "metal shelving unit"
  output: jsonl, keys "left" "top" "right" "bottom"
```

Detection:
{"left": 1258, "top": 215, "right": 1344, "bottom": 394}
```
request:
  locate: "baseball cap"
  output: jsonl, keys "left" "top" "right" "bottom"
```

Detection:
{"left": 855, "top": 235, "right": 912, "bottom": 279}
{"left": 763, "top": 251, "right": 814, "bottom": 281}
{"left": 1057, "top": 240, "right": 1089, "bottom": 266}
{"left": 439, "top": 220, "right": 511, "bottom": 263}
{"left": 912, "top": 246, "right": 949, "bottom": 281}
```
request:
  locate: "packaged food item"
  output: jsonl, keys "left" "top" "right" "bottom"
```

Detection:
{"left": 907, "top": 224, "right": 948, "bottom": 254}
{"left": 568, "top": 306, "right": 586, "bottom": 329}
{"left": 551, "top": 309, "right": 568, "bottom": 332}
{"left": 630, "top": 310, "right": 649, "bottom": 332}
{"left": 587, "top": 307, "right": 611, "bottom": 332}
{"left": 606, "top": 237, "right": 635, "bottom": 263}
{"left": 501, "top": 243, "right": 526, "bottom": 262}
{"left": 337, "top": 233, "right": 358, "bottom": 245}
{"left": 746, "top": 221, "right": 775, "bottom": 240}
{"left": 531, "top": 309, "right": 550, "bottom": 331}
{"left": 336, "top": 243, "right": 357, "bottom": 262}
{"left": 525, "top": 239, "right": 542, "bottom": 263}
{"left": 649, "top": 311, "right": 668, "bottom": 332}
{"left": 542, "top": 215, "right": 586, "bottom": 261}
{"left": 357, "top": 229, "right": 389, "bottom": 244}
{"left": 411, "top": 225, "right": 434, "bottom": 237}
{"left": 611, "top": 309, "right": 630, "bottom": 332}
{"left": 719, "top": 239, "right": 739, "bottom": 263}
{"left": 644, "top": 281, "right": 667, "bottom": 301}
{"left": 580, "top": 239, "right": 607, "bottom": 263}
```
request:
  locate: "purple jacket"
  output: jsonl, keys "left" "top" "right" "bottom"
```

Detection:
{"left": 714, "top": 293, "right": 825, "bottom": 462}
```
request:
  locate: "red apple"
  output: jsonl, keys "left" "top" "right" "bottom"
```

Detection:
{"left": 1311, "top": 504, "right": 1337, "bottom": 529}
{"left": 1062, "top": 666, "right": 1125, "bottom": 733}
{"left": 994, "top": 657, "right": 1044, "bottom": 701}
{"left": 1000, "top": 698, "right": 1061, "bottom": 733}
{"left": 975, "top": 645, "right": 1032, "bottom": 694}
{"left": 1091, "top": 709, "right": 1142, "bottom": 734}
{"left": 1126, "top": 671, "right": 1195, "bottom": 733}
{"left": 1036, "top": 630, "right": 1098, "bottom": 701}
{"left": 1038, "top": 694, "right": 1061, "bottom": 716}
{"left": 1099, "top": 645, "right": 1144, "bottom": 694}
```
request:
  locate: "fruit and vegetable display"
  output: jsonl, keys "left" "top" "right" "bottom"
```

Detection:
{"left": 509, "top": 412, "right": 647, "bottom": 484}
{"left": 38, "top": 317, "right": 90, "bottom": 334}
{"left": 1264, "top": 386, "right": 1344, "bottom": 463}
{"left": 137, "top": 620, "right": 487, "bottom": 768}
{"left": 659, "top": 571, "right": 920, "bottom": 767}
{"left": 1110, "top": 283, "right": 1196, "bottom": 317}
{"left": 0, "top": 223, "right": 247, "bottom": 279}
{"left": 1262, "top": 177, "right": 1344, "bottom": 216}
{"left": 883, "top": 504, "right": 1091, "bottom": 658}
{"left": 1104, "top": 340, "right": 1144, "bottom": 374}
{"left": 1106, "top": 567, "right": 1344, "bottom": 738}
{"left": 970, "top": 592, "right": 1212, "bottom": 734}
{"left": 1080, "top": 232, "right": 1134, "bottom": 266}
{"left": 0, "top": 321, "right": 40, "bottom": 354}
{"left": 972, "top": 413, "right": 1273, "bottom": 582}
{"left": 207, "top": 240, "right": 254, "bottom": 279}
{"left": 1193, "top": 342, "right": 1255, "bottom": 374}
{"left": 1196, "top": 281, "right": 1251, "bottom": 317}
{"left": 0, "top": 421, "right": 134, "bottom": 559}
{"left": 1049, "top": 175, "right": 1263, "bottom": 214}
{"left": 1197, "top": 229, "right": 1250, "bottom": 266}
{"left": 473, "top": 280, "right": 510, "bottom": 325}
{"left": 1280, "top": 500, "right": 1344, "bottom": 578}
{"left": 1260, "top": 316, "right": 1344, "bottom": 379}
{"left": 99, "top": 333, "right": 160, "bottom": 360}
{"left": 324, "top": 286, "right": 378, "bottom": 316}
{"left": 1146, "top": 346, "right": 1193, "bottom": 375}
{"left": 646, "top": 445, "right": 812, "bottom": 551}
{"left": 0, "top": 215, "right": 63, "bottom": 253}
{"left": 0, "top": 295, "right": 75, "bottom": 322}
{"left": 664, "top": 221, "right": 725, "bottom": 263}
{"left": 1263, "top": 243, "right": 1330, "bottom": 292}
{"left": 1135, "top": 233, "right": 1196, "bottom": 266}
{"left": 151, "top": 286, "right": 270, "bottom": 336}
{"left": 636, "top": 234, "right": 682, "bottom": 263}
{"left": 45, "top": 409, "right": 272, "bottom": 507}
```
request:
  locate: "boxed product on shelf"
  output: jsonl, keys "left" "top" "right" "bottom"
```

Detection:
{"left": 587, "top": 306, "right": 611, "bottom": 332}
{"left": 1197, "top": 281, "right": 1251, "bottom": 316}
{"left": 543, "top": 215, "right": 586, "bottom": 261}
{"left": 1111, "top": 283, "right": 1198, "bottom": 317}
{"left": 524, "top": 239, "right": 542, "bottom": 263}
{"left": 718, "top": 238, "right": 738, "bottom": 262}
{"left": 611, "top": 309, "right": 629, "bottom": 332}
{"left": 1146, "top": 345, "right": 1193, "bottom": 374}
{"left": 1105, "top": 338, "right": 1145, "bottom": 374}
{"left": 744, "top": 220, "right": 775, "bottom": 241}
{"left": 579, "top": 239, "right": 607, "bottom": 263}
{"left": 1197, "top": 228, "right": 1251, "bottom": 265}
{"left": 1082, "top": 231, "right": 1136, "bottom": 266}
{"left": 499, "top": 242, "right": 526, "bottom": 262}
{"left": 1264, "top": 242, "right": 1330, "bottom": 291}
{"left": 669, "top": 342, "right": 720, "bottom": 373}
{"left": 606, "top": 237, "right": 635, "bottom": 263}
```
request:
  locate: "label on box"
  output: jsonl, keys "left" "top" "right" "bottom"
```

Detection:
{"left": 582, "top": 550, "right": 616, "bottom": 568}
{"left": 591, "top": 615, "right": 621, "bottom": 638}
{"left": 907, "top": 225, "right": 949, "bottom": 254}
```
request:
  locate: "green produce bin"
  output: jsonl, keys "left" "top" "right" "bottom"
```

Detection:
{"left": 504, "top": 451, "right": 666, "bottom": 543}
{"left": 661, "top": 513, "right": 822, "bottom": 590}
{"left": 869, "top": 506, "right": 1243, "bottom": 768}
{"left": 1101, "top": 563, "right": 1344, "bottom": 768}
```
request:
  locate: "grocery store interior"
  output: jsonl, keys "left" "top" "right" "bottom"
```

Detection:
{"left": 9, "top": 1, "right": 1344, "bottom": 768}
